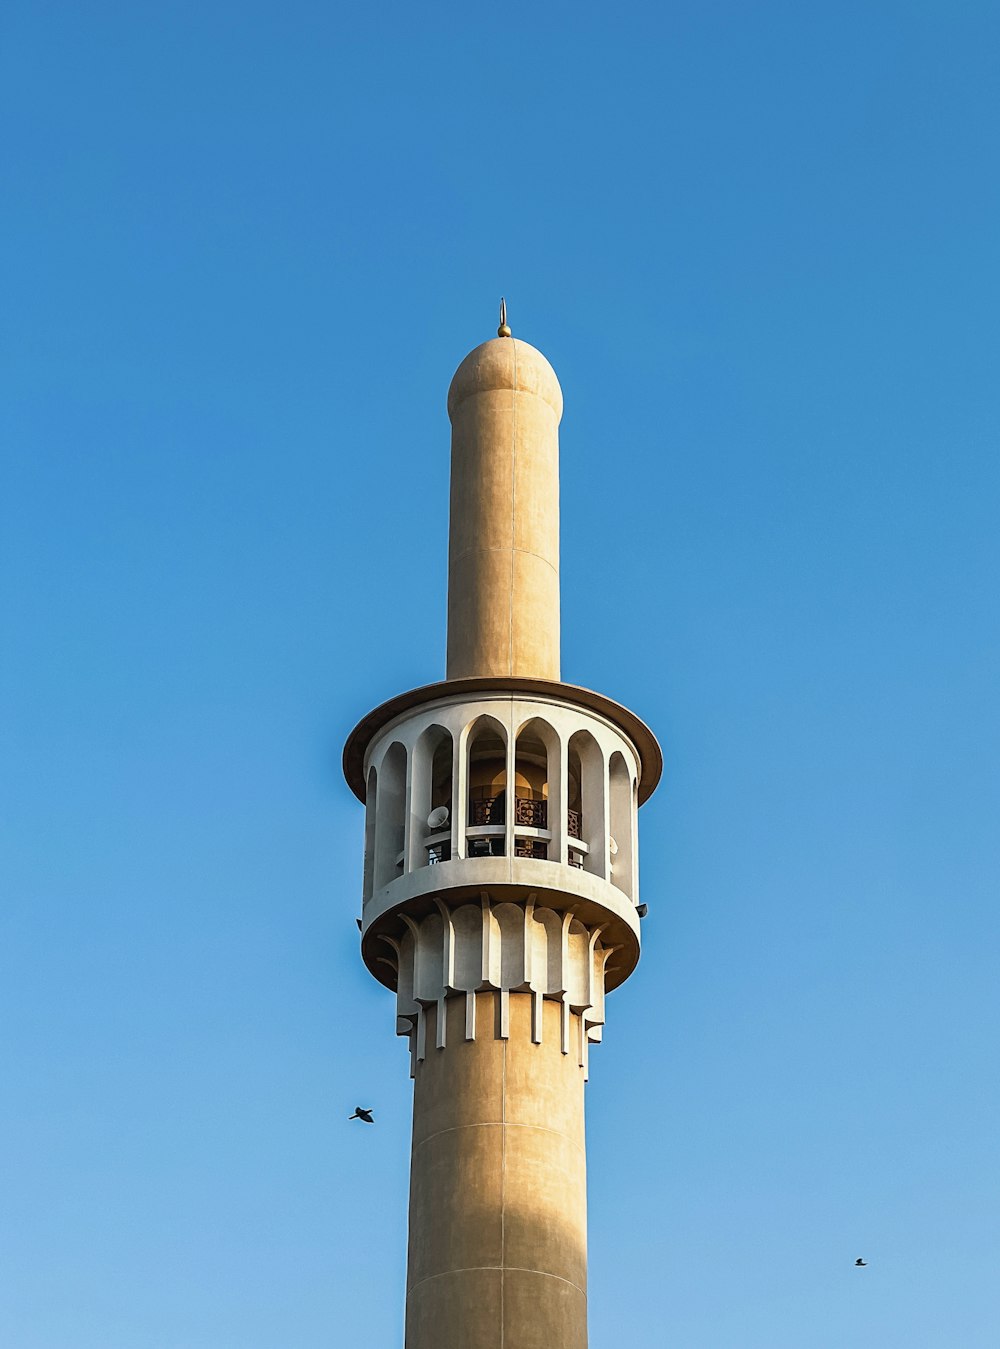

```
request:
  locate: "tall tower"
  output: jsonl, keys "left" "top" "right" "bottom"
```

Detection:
{"left": 343, "top": 312, "right": 661, "bottom": 1349}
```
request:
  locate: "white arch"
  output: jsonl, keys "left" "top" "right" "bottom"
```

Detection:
{"left": 568, "top": 728, "right": 607, "bottom": 879}
{"left": 374, "top": 742, "right": 407, "bottom": 891}
{"left": 362, "top": 764, "right": 378, "bottom": 904}
{"left": 464, "top": 714, "right": 509, "bottom": 859}
{"left": 513, "top": 716, "right": 560, "bottom": 861}
{"left": 408, "top": 723, "right": 454, "bottom": 870}
{"left": 608, "top": 750, "right": 635, "bottom": 901}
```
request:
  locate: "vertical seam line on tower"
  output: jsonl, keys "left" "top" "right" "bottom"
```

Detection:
{"left": 508, "top": 341, "right": 517, "bottom": 677}
{"left": 500, "top": 1028, "right": 507, "bottom": 1349}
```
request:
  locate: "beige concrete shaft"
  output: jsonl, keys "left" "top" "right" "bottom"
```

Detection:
{"left": 405, "top": 993, "right": 587, "bottom": 1349}
{"left": 446, "top": 338, "right": 564, "bottom": 681}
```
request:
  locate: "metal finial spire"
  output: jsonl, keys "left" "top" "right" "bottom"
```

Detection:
{"left": 498, "top": 297, "right": 511, "bottom": 338}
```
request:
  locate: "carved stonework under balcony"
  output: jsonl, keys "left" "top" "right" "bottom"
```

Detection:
{"left": 377, "top": 894, "right": 611, "bottom": 1077}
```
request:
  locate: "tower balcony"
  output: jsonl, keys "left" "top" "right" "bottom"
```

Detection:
{"left": 344, "top": 680, "right": 661, "bottom": 1003}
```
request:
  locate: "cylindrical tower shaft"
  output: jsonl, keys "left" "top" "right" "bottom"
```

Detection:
{"left": 446, "top": 337, "right": 564, "bottom": 681}
{"left": 406, "top": 993, "right": 587, "bottom": 1349}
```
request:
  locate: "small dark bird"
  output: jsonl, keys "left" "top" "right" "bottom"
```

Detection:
{"left": 855, "top": 1258, "right": 868, "bottom": 1268}
{"left": 349, "top": 1107, "right": 374, "bottom": 1124}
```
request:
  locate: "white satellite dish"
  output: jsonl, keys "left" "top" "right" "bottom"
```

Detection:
{"left": 427, "top": 805, "right": 450, "bottom": 830}
{"left": 608, "top": 836, "right": 619, "bottom": 857}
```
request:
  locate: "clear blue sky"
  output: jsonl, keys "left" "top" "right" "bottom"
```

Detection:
{"left": 2, "top": 3, "right": 998, "bottom": 1346}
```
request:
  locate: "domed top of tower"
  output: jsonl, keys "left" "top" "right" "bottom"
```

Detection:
{"left": 447, "top": 336, "right": 563, "bottom": 423}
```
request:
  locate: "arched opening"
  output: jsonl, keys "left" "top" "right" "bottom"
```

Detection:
{"left": 568, "top": 729, "right": 606, "bottom": 877}
{"left": 362, "top": 764, "right": 377, "bottom": 904}
{"left": 608, "top": 750, "right": 635, "bottom": 900}
{"left": 513, "top": 718, "right": 556, "bottom": 860}
{"left": 466, "top": 717, "right": 507, "bottom": 857}
{"left": 374, "top": 742, "right": 407, "bottom": 891}
{"left": 410, "top": 725, "right": 454, "bottom": 868}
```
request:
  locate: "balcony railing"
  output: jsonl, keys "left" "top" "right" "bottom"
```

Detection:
{"left": 469, "top": 795, "right": 550, "bottom": 828}
{"left": 514, "top": 797, "right": 547, "bottom": 828}
{"left": 466, "top": 836, "right": 505, "bottom": 858}
{"left": 469, "top": 796, "right": 508, "bottom": 826}
{"left": 456, "top": 794, "right": 587, "bottom": 870}
{"left": 468, "top": 796, "right": 582, "bottom": 839}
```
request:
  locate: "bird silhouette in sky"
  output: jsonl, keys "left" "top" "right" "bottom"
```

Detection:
{"left": 349, "top": 1107, "right": 374, "bottom": 1123}
{"left": 855, "top": 1258, "right": 868, "bottom": 1267}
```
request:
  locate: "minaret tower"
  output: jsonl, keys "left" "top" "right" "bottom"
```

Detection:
{"left": 343, "top": 308, "right": 661, "bottom": 1349}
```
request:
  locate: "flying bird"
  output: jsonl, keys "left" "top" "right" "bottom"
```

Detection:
{"left": 349, "top": 1107, "right": 374, "bottom": 1124}
{"left": 855, "top": 1258, "right": 868, "bottom": 1267}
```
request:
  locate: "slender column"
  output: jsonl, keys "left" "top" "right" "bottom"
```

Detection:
{"left": 405, "top": 993, "right": 588, "bottom": 1349}
{"left": 446, "top": 337, "right": 564, "bottom": 682}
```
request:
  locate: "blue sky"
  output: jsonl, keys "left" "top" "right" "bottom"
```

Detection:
{"left": 2, "top": 2, "right": 998, "bottom": 1345}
